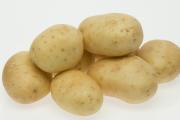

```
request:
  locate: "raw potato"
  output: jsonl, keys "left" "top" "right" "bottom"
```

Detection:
{"left": 88, "top": 56, "right": 158, "bottom": 104}
{"left": 74, "top": 51, "right": 94, "bottom": 72}
{"left": 51, "top": 70, "right": 103, "bottom": 116}
{"left": 2, "top": 51, "right": 50, "bottom": 104}
{"left": 30, "top": 24, "right": 83, "bottom": 73}
{"left": 137, "top": 40, "right": 180, "bottom": 83}
{"left": 79, "top": 13, "right": 143, "bottom": 56}
{"left": 94, "top": 55, "right": 107, "bottom": 62}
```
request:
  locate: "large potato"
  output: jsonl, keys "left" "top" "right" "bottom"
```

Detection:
{"left": 2, "top": 51, "right": 50, "bottom": 104}
{"left": 88, "top": 56, "right": 158, "bottom": 104}
{"left": 30, "top": 24, "right": 83, "bottom": 73}
{"left": 137, "top": 40, "right": 180, "bottom": 83}
{"left": 51, "top": 70, "right": 103, "bottom": 116}
{"left": 74, "top": 51, "right": 94, "bottom": 72}
{"left": 79, "top": 13, "right": 143, "bottom": 56}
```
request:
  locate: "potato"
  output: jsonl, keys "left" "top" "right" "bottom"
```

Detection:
{"left": 30, "top": 24, "right": 83, "bottom": 73}
{"left": 74, "top": 51, "right": 94, "bottom": 72}
{"left": 2, "top": 51, "right": 50, "bottom": 104}
{"left": 51, "top": 70, "right": 103, "bottom": 116}
{"left": 79, "top": 13, "right": 143, "bottom": 56}
{"left": 137, "top": 40, "right": 180, "bottom": 83}
{"left": 94, "top": 55, "right": 107, "bottom": 62}
{"left": 88, "top": 56, "right": 158, "bottom": 104}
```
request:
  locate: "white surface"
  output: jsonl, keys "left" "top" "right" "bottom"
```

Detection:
{"left": 0, "top": 0, "right": 180, "bottom": 120}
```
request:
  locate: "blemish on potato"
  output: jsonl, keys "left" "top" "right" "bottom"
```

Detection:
{"left": 61, "top": 48, "right": 65, "bottom": 52}
{"left": 43, "top": 40, "right": 47, "bottom": 44}
{"left": 33, "top": 89, "right": 37, "bottom": 93}
{"left": 51, "top": 35, "right": 55, "bottom": 39}
{"left": 63, "top": 58, "right": 67, "bottom": 62}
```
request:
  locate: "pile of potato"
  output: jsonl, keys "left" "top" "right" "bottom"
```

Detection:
{"left": 2, "top": 13, "right": 180, "bottom": 116}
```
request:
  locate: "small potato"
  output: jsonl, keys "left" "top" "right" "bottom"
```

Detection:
{"left": 137, "top": 40, "right": 180, "bottom": 83}
{"left": 30, "top": 24, "right": 83, "bottom": 73}
{"left": 51, "top": 70, "right": 103, "bottom": 116}
{"left": 2, "top": 52, "right": 50, "bottom": 104}
{"left": 88, "top": 56, "right": 158, "bottom": 104}
{"left": 74, "top": 51, "right": 94, "bottom": 72}
{"left": 79, "top": 13, "right": 143, "bottom": 56}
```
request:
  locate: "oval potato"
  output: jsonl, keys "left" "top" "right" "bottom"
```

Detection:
{"left": 137, "top": 40, "right": 180, "bottom": 83}
{"left": 51, "top": 70, "right": 103, "bottom": 116}
{"left": 30, "top": 24, "right": 83, "bottom": 73}
{"left": 79, "top": 13, "right": 143, "bottom": 56}
{"left": 88, "top": 56, "right": 158, "bottom": 104}
{"left": 2, "top": 51, "right": 50, "bottom": 104}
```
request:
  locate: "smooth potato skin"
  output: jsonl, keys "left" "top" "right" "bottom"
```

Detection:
{"left": 51, "top": 70, "right": 103, "bottom": 116}
{"left": 74, "top": 51, "right": 94, "bottom": 72}
{"left": 88, "top": 56, "right": 158, "bottom": 104}
{"left": 30, "top": 24, "right": 83, "bottom": 73}
{"left": 2, "top": 52, "right": 50, "bottom": 104}
{"left": 137, "top": 40, "right": 180, "bottom": 83}
{"left": 79, "top": 13, "right": 143, "bottom": 56}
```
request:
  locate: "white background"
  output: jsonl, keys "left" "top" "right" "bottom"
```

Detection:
{"left": 0, "top": 0, "right": 180, "bottom": 120}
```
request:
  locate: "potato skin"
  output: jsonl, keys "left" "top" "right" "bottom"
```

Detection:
{"left": 51, "top": 70, "right": 103, "bottom": 116}
{"left": 74, "top": 51, "right": 94, "bottom": 72}
{"left": 2, "top": 52, "right": 50, "bottom": 104}
{"left": 137, "top": 40, "right": 180, "bottom": 83}
{"left": 79, "top": 13, "right": 143, "bottom": 56}
{"left": 30, "top": 24, "right": 83, "bottom": 73}
{"left": 88, "top": 56, "right": 158, "bottom": 104}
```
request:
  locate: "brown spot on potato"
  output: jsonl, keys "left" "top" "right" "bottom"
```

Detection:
{"left": 51, "top": 35, "right": 55, "bottom": 39}
{"left": 79, "top": 101, "right": 85, "bottom": 105}
{"left": 125, "top": 29, "right": 130, "bottom": 32}
{"left": 64, "top": 58, "right": 67, "bottom": 62}
{"left": 133, "top": 39, "right": 137, "bottom": 42}
{"left": 107, "top": 20, "right": 117, "bottom": 26}
{"left": 33, "top": 89, "right": 37, "bottom": 93}
{"left": 146, "top": 89, "right": 151, "bottom": 97}
{"left": 88, "top": 95, "right": 93, "bottom": 102}
{"left": 55, "top": 55, "right": 58, "bottom": 58}
{"left": 32, "top": 47, "right": 35, "bottom": 51}
{"left": 73, "top": 47, "right": 76, "bottom": 51}
{"left": 168, "top": 61, "right": 172, "bottom": 64}
{"left": 113, "top": 40, "right": 118, "bottom": 44}
{"left": 61, "top": 48, "right": 65, "bottom": 52}
{"left": 77, "top": 67, "right": 82, "bottom": 70}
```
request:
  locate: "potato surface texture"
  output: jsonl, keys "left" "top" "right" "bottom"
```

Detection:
{"left": 51, "top": 70, "right": 103, "bottom": 116}
{"left": 2, "top": 52, "right": 50, "bottom": 104}
{"left": 74, "top": 51, "right": 94, "bottom": 72}
{"left": 30, "top": 24, "right": 83, "bottom": 73}
{"left": 79, "top": 13, "right": 143, "bottom": 56}
{"left": 88, "top": 56, "right": 158, "bottom": 104}
{"left": 137, "top": 40, "right": 180, "bottom": 83}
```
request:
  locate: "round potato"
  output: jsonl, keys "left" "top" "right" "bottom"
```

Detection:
{"left": 30, "top": 24, "right": 83, "bottom": 73}
{"left": 88, "top": 56, "right": 158, "bottom": 104}
{"left": 137, "top": 40, "right": 180, "bottom": 83}
{"left": 51, "top": 70, "right": 103, "bottom": 116}
{"left": 2, "top": 51, "right": 50, "bottom": 104}
{"left": 79, "top": 13, "right": 143, "bottom": 56}
{"left": 74, "top": 51, "right": 94, "bottom": 72}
